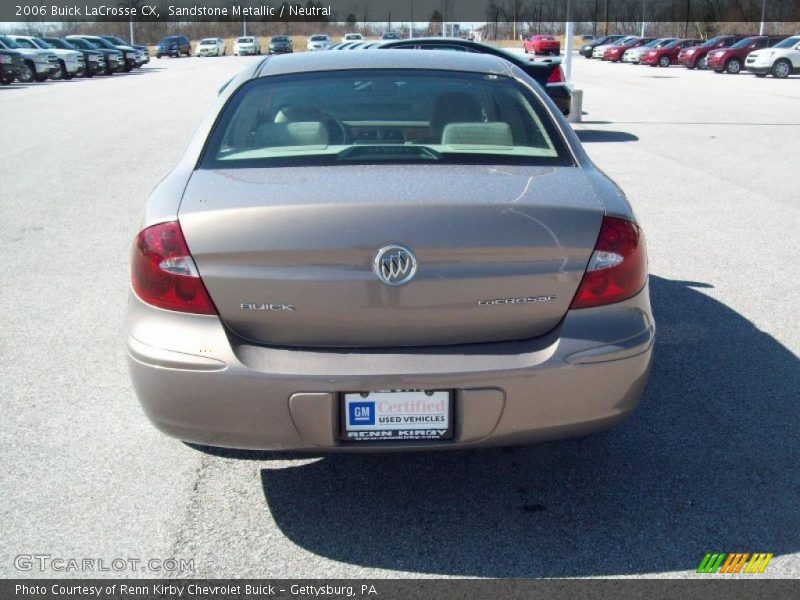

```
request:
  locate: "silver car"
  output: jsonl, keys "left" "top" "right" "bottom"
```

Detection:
{"left": 126, "top": 51, "right": 654, "bottom": 451}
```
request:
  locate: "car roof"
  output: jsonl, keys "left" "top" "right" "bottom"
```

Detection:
{"left": 255, "top": 49, "right": 513, "bottom": 78}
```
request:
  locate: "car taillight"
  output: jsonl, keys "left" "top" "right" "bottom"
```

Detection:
{"left": 547, "top": 66, "right": 564, "bottom": 84}
{"left": 131, "top": 221, "right": 217, "bottom": 315}
{"left": 570, "top": 216, "right": 647, "bottom": 309}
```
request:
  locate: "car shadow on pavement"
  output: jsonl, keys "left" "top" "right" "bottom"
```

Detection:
{"left": 574, "top": 129, "right": 639, "bottom": 143}
{"left": 207, "top": 275, "right": 799, "bottom": 576}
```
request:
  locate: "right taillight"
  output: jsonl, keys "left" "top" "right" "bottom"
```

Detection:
{"left": 130, "top": 221, "right": 217, "bottom": 315}
{"left": 547, "top": 66, "right": 565, "bottom": 84}
{"left": 570, "top": 216, "right": 648, "bottom": 309}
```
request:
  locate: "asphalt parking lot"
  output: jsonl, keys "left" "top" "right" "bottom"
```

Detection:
{"left": 1, "top": 53, "right": 798, "bottom": 579}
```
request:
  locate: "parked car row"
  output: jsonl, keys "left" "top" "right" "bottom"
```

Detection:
{"left": 580, "top": 33, "right": 800, "bottom": 78}
{"left": 324, "top": 37, "right": 572, "bottom": 117}
{"left": 0, "top": 33, "right": 148, "bottom": 84}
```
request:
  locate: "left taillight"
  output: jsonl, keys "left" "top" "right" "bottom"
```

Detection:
{"left": 547, "top": 66, "right": 565, "bottom": 84}
{"left": 130, "top": 221, "right": 218, "bottom": 315}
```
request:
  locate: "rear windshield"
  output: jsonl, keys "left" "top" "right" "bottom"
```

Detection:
{"left": 161, "top": 37, "right": 179, "bottom": 43}
{"left": 272, "top": 36, "right": 289, "bottom": 42}
{"left": 310, "top": 35, "right": 328, "bottom": 41}
{"left": 200, "top": 69, "right": 570, "bottom": 169}
{"left": 200, "top": 39, "right": 218, "bottom": 44}
{"left": 237, "top": 37, "right": 254, "bottom": 43}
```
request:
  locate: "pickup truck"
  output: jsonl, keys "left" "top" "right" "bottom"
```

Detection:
{"left": 0, "top": 35, "right": 59, "bottom": 82}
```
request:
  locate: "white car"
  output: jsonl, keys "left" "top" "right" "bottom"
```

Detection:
{"left": 196, "top": 38, "right": 225, "bottom": 57}
{"left": 593, "top": 36, "right": 635, "bottom": 59}
{"left": 233, "top": 36, "right": 260, "bottom": 56}
{"left": 746, "top": 35, "right": 800, "bottom": 78}
{"left": 623, "top": 38, "right": 676, "bottom": 64}
{"left": 306, "top": 35, "right": 331, "bottom": 51}
{"left": 9, "top": 35, "right": 83, "bottom": 78}
{"left": 342, "top": 33, "right": 363, "bottom": 43}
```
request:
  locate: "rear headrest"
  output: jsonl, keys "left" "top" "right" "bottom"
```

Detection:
{"left": 254, "top": 121, "right": 329, "bottom": 147}
{"left": 441, "top": 122, "right": 513, "bottom": 146}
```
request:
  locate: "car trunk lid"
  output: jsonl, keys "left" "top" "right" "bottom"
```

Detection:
{"left": 179, "top": 165, "right": 604, "bottom": 347}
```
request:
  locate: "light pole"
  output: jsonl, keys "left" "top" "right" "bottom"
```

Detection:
{"left": 128, "top": 0, "right": 134, "bottom": 44}
{"left": 564, "top": 0, "right": 573, "bottom": 84}
{"left": 759, "top": 0, "right": 766, "bottom": 35}
{"left": 640, "top": 0, "right": 646, "bottom": 37}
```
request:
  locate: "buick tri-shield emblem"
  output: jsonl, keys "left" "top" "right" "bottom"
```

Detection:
{"left": 374, "top": 244, "right": 417, "bottom": 286}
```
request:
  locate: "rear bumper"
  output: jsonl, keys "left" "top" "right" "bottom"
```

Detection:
{"left": 126, "top": 285, "right": 654, "bottom": 451}
{"left": 546, "top": 83, "right": 571, "bottom": 116}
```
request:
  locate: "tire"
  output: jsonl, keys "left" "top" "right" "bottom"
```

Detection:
{"left": 1, "top": 73, "right": 13, "bottom": 85}
{"left": 698, "top": 56, "right": 708, "bottom": 70}
{"left": 725, "top": 58, "right": 742, "bottom": 74}
{"left": 58, "top": 60, "right": 69, "bottom": 80}
{"left": 658, "top": 55, "right": 670, "bottom": 68}
{"left": 18, "top": 61, "right": 34, "bottom": 83}
{"left": 772, "top": 59, "right": 791, "bottom": 79}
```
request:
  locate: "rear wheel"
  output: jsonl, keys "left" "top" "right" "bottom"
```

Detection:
{"left": 58, "top": 60, "right": 70, "bottom": 80}
{"left": 725, "top": 58, "right": 742, "bottom": 74}
{"left": 772, "top": 59, "right": 791, "bottom": 79}
{"left": 1, "top": 73, "right": 13, "bottom": 85}
{"left": 658, "top": 55, "right": 670, "bottom": 68}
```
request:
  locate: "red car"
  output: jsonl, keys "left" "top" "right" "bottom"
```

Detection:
{"left": 524, "top": 35, "right": 560, "bottom": 56}
{"left": 603, "top": 37, "right": 655, "bottom": 62}
{"left": 707, "top": 35, "right": 787, "bottom": 73}
{"left": 640, "top": 38, "right": 702, "bottom": 67}
{"left": 678, "top": 34, "right": 754, "bottom": 69}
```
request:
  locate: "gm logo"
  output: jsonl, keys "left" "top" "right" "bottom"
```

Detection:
{"left": 348, "top": 401, "right": 375, "bottom": 426}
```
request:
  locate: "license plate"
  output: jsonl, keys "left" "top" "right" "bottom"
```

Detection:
{"left": 342, "top": 390, "right": 452, "bottom": 442}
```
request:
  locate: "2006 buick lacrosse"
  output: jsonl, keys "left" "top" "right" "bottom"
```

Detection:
{"left": 126, "top": 51, "right": 654, "bottom": 451}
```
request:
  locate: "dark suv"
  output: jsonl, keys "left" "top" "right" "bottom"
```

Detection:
{"left": 579, "top": 34, "right": 626, "bottom": 58}
{"left": 678, "top": 34, "right": 755, "bottom": 69}
{"left": 156, "top": 35, "right": 191, "bottom": 59}
{"left": 707, "top": 35, "right": 787, "bottom": 74}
